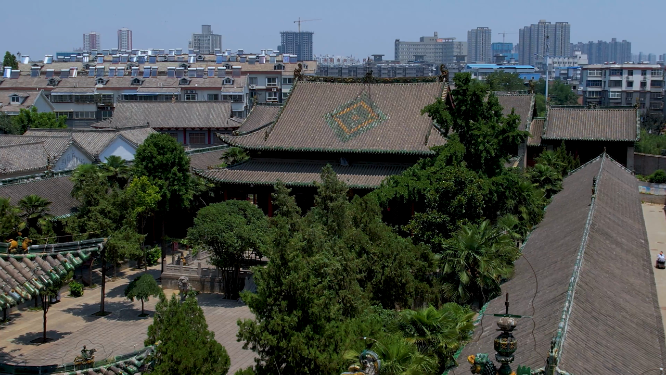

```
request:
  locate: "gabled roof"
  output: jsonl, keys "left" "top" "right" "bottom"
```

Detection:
{"left": 0, "top": 175, "right": 77, "bottom": 217}
{"left": 0, "top": 91, "right": 42, "bottom": 113}
{"left": 458, "top": 154, "right": 666, "bottom": 374}
{"left": 495, "top": 93, "right": 535, "bottom": 131}
{"left": 186, "top": 145, "right": 227, "bottom": 170}
{"left": 198, "top": 158, "right": 412, "bottom": 189}
{"left": 527, "top": 118, "right": 544, "bottom": 146}
{"left": 236, "top": 105, "right": 281, "bottom": 134}
{"left": 221, "top": 80, "right": 447, "bottom": 155}
{"left": 542, "top": 106, "right": 639, "bottom": 141}
{"left": 94, "top": 102, "right": 235, "bottom": 129}
{"left": 0, "top": 138, "right": 72, "bottom": 176}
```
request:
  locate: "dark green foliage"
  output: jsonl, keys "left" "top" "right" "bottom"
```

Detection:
{"left": 421, "top": 73, "right": 528, "bottom": 176}
{"left": 233, "top": 368, "right": 255, "bottom": 375}
{"left": 18, "top": 194, "right": 54, "bottom": 243}
{"left": 146, "top": 246, "right": 162, "bottom": 266}
{"left": 648, "top": 169, "right": 666, "bottom": 184}
{"left": 642, "top": 113, "right": 665, "bottom": 134}
{"left": 125, "top": 273, "right": 162, "bottom": 315}
{"left": 13, "top": 107, "right": 66, "bottom": 133}
{"left": 187, "top": 201, "right": 269, "bottom": 299}
{"left": 69, "top": 280, "right": 84, "bottom": 297}
{"left": 485, "top": 71, "right": 526, "bottom": 92}
{"left": 105, "top": 226, "right": 145, "bottom": 275}
{"left": 532, "top": 78, "right": 578, "bottom": 108}
{"left": 100, "top": 155, "right": 130, "bottom": 188}
{"left": 145, "top": 294, "right": 230, "bottom": 375}
{"left": 3, "top": 51, "right": 18, "bottom": 70}
{"left": 133, "top": 133, "right": 192, "bottom": 212}
{"left": 220, "top": 147, "right": 249, "bottom": 167}
{"left": 530, "top": 143, "right": 579, "bottom": 198}
{"left": 636, "top": 129, "right": 666, "bottom": 155}
{"left": 0, "top": 197, "right": 24, "bottom": 239}
{"left": 0, "top": 112, "right": 22, "bottom": 134}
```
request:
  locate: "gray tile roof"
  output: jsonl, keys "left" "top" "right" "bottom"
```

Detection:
{"left": 543, "top": 107, "right": 639, "bottom": 141}
{"left": 221, "top": 81, "right": 447, "bottom": 154}
{"left": 0, "top": 175, "right": 77, "bottom": 217}
{"left": 527, "top": 118, "right": 544, "bottom": 146}
{"left": 187, "top": 147, "right": 227, "bottom": 170}
{"left": 457, "top": 154, "right": 666, "bottom": 374}
{"left": 0, "top": 91, "right": 41, "bottom": 113}
{"left": 198, "top": 158, "right": 412, "bottom": 188}
{"left": 495, "top": 93, "right": 535, "bottom": 131}
{"left": 0, "top": 138, "right": 72, "bottom": 176}
{"left": 236, "top": 105, "right": 281, "bottom": 133}
{"left": 97, "top": 102, "right": 236, "bottom": 129}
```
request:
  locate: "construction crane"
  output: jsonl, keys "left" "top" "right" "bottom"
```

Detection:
{"left": 294, "top": 17, "right": 321, "bottom": 33}
{"left": 498, "top": 31, "right": 517, "bottom": 43}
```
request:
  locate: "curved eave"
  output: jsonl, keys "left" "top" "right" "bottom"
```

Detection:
{"left": 541, "top": 136, "right": 636, "bottom": 142}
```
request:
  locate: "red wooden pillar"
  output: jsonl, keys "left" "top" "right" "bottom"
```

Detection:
{"left": 224, "top": 189, "right": 228, "bottom": 201}
{"left": 208, "top": 129, "right": 212, "bottom": 144}
{"left": 268, "top": 192, "right": 273, "bottom": 217}
{"left": 183, "top": 129, "right": 187, "bottom": 145}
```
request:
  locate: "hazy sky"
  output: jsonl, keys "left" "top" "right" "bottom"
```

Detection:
{"left": 4, "top": 0, "right": 665, "bottom": 60}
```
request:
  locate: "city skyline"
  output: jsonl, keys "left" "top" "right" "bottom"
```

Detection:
{"left": 4, "top": 0, "right": 665, "bottom": 61}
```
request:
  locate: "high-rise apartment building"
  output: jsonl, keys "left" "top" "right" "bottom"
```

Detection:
{"left": 453, "top": 41, "right": 468, "bottom": 63}
{"left": 573, "top": 38, "right": 631, "bottom": 64}
{"left": 279, "top": 31, "right": 314, "bottom": 61}
{"left": 467, "top": 27, "right": 492, "bottom": 63}
{"left": 117, "top": 28, "right": 132, "bottom": 51}
{"left": 83, "top": 32, "right": 101, "bottom": 52}
{"left": 394, "top": 32, "right": 455, "bottom": 65}
{"left": 189, "top": 25, "right": 222, "bottom": 55}
{"left": 518, "top": 20, "right": 571, "bottom": 66}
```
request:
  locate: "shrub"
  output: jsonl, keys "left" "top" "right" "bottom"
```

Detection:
{"left": 146, "top": 246, "right": 162, "bottom": 266}
{"left": 69, "top": 280, "right": 84, "bottom": 297}
{"left": 648, "top": 169, "right": 666, "bottom": 184}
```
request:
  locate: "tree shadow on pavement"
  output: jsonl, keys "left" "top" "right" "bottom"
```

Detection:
{"left": 61, "top": 301, "right": 139, "bottom": 322}
{"left": 196, "top": 293, "right": 247, "bottom": 308}
{"left": 11, "top": 330, "right": 72, "bottom": 345}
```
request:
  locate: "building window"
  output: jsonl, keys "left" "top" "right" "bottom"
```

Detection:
{"left": 184, "top": 91, "right": 198, "bottom": 101}
{"left": 626, "top": 81, "right": 634, "bottom": 89}
{"left": 642, "top": 70, "right": 648, "bottom": 76}
{"left": 651, "top": 92, "right": 663, "bottom": 100}
{"left": 73, "top": 111, "right": 96, "bottom": 119}
{"left": 586, "top": 91, "right": 601, "bottom": 98}
{"left": 50, "top": 94, "right": 73, "bottom": 103}
{"left": 55, "top": 111, "right": 73, "bottom": 119}
{"left": 641, "top": 81, "right": 648, "bottom": 89}
{"left": 266, "top": 77, "right": 278, "bottom": 87}
{"left": 207, "top": 94, "right": 220, "bottom": 101}
{"left": 282, "top": 77, "right": 293, "bottom": 85}
{"left": 101, "top": 110, "right": 113, "bottom": 120}
{"left": 608, "top": 80, "right": 622, "bottom": 88}
{"left": 651, "top": 102, "right": 664, "bottom": 110}
{"left": 586, "top": 80, "right": 602, "bottom": 87}
{"left": 189, "top": 132, "right": 206, "bottom": 144}
{"left": 651, "top": 80, "right": 663, "bottom": 88}
{"left": 588, "top": 70, "right": 601, "bottom": 77}
{"left": 609, "top": 69, "right": 622, "bottom": 76}
{"left": 608, "top": 92, "right": 621, "bottom": 99}
{"left": 267, "top": 92, "right": 278, "bottom": 102}
{"left": 652, "top": 70, "right": 663, "bottom": 76}
{"left": 626, "top": 92, "right": 633, "bottom": 102}
{"left": 282, "top": 92, "right": 290, "bottom": 100}
{"left": 626, "top": 70, "right": 633, "bottom": 76}
{"left": 248, "top": 77, "right": 258, "bottom": 85}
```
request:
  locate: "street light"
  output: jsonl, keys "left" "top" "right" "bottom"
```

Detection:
{"left": 535, "top": 35, "right": 550, "bottom": 101}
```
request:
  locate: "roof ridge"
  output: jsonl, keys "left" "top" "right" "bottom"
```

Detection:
{"left": 554, "top": 153, "right": 606, "bottom": 361}
{"left": 0, "top": 140, "right": 45, "bottom": 148}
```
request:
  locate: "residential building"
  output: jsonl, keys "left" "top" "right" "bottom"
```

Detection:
{"left": 463, "top": 64, "right": 539, "bottom": 81}
{"left": 467, "top": 27, "right": 492, "bottom": 63}
{"left": 279, "top": 31, "right": 314, "bottom": 61}
{"left": 574, "top": 38, "right": 632, "bottom": 64}
{"left": 581, "top": 63, "right": 665, "bottom": 117}
{"left": 453, "top": 41, "right": 467, "bottom": 63}
{"left": 117, "top": 28, "right": 132, "bottom": 52}
{"left": 394, "top": 32, "right": 455, "bottom": 64}
{"left": 518, "top": 20, "right": 571, "bottom": 66}
{"left": 457, "top": 152, "right": 662, "bottom": 374}
{"left": 83, "top": 32, "right": 101, "bottom": 52}
{"left": 0, "top": 90, "right": 53, "bottom": 116}
{"left": 546, "top": 51, "right": 588, "bottom": 77}
{"left": 189, "top": 25, "right": 222, "bottom": 55}
{"left": 315, "top": 62, "right": 436, "bottom": 78}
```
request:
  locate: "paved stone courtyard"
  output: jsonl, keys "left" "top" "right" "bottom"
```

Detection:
{"left": 0, "top": 266, "right": 256, "bottom": 373}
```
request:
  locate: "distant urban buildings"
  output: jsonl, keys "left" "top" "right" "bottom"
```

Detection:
{"left": 467, "top": 27, "right": 492, "bottom": 63}
{"left": 453, "top": 41, "right": 467, "bottom": 63}
{"left": 83, "top": 32, "right": 101, "bottom": 52}
{"left": 518, "top": 20, "right": 571, "bottom": 66}
{"left": 189, "top": 25, "right": 222, "bottom": 55}
{"left": 394, "top": 32, "right": 455, "bottom": 65}
{"left": 279, "top": 31, "right": 314, "bottom": 62}
{"left": 118, "top": 28, "right": 132, "bottom": 52}
{"left": 491, "top": 43, "right": 518, "bottom": 63}
{"left": 573, "top": 38, "right": 631, "bottom": 64}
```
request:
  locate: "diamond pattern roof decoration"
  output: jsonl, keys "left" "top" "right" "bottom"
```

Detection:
{"left": 325, "top": 92, "right": 388, "bottom": 142}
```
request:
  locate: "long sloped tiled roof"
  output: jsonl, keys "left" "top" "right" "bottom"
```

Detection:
{"left": 527, "top": 118, "right": 544, "bottom": 146}
{"left": 495, "top": 93, "right": 535, "bottom": 131}
{"left": 236, "top": 105, "right": 281, "bottom": 133}
{"left": 0, "top": 138, "right": 72, "bottom": 176}
{"left": 198, "top": 158, "right": 412, "bottom": 188}
{"left": 221, "top": 81, "right": 446, "bottom": 154}
{"left": 0, "top": 175, "right": 77, "bottom": 217}
{"left": 457, "top": 154, "right": 665, "bottom": 374}
{"left": 187, "top": 146, "right": 227, "bottom": 170}
{"left": 95, "top": 102, "right": 236, "bottom": 129}
{"left": 543, "top": 106, "right": 639, "bottom": 141}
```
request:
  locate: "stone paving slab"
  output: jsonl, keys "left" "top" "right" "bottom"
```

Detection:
{"left": 642, "top": 203, "right": 666, "bottom": 337}
{"left": 0, "top": 266, "right": 256, "bottom": 373}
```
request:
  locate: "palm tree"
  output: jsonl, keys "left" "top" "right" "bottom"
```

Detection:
{"left": 18, "top": 195, "right": 52, "bottom": 239}
{"left": 344, "top": 334, "right": 437, "bottom": 375}
{"left": 71, "top": 163, "right": 103, "bottom": 199}
{"left": 0, "top": 197, "right": 25, "bottom": 239}
{"left": 529, "top": 163, "right": 562, "bottom": 198}
{"left": 440, "top": 220, "right": 518, "bottom": 306}
{"left": 220, "top": 147, "right": 249, "bottom": 167}
{"left": 100, "top": 156, "right": 130, "bottom": 188}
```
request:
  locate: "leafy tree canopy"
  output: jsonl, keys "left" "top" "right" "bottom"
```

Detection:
{"left": 146, "top": 294, "right": 230, "bottom": 375}
{"left": 0, "top": 112, "right": 22, "bottom": 134}
{"left": 2, "top": 52, "right": 18, "bottom": 70}
{"left": 220, "top": 147, "right": 249, "bottom": 168}
{"left": 0, "top": 197, "right": 24, "bottom": 240}
{"left": 124, "top": 273, "right": 162, "bottom": 315}
{"left": 13, "top": 107, "right": 66, "bottom": 133}
{"left": 485, "top": 71, "right": 526, "bottom": 92}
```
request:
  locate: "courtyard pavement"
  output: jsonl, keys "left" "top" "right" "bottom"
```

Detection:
{"left": 0, "top": 266, "right": 256, "bottom": 373}
{"left": 642, "top": 203, "right": 666, "bottom": 335}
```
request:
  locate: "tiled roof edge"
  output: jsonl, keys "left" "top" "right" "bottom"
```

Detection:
{"left": 210, "top": 140, "right": 436, "bottom": 155}
{"left": 185, "top": 144, "right": 229, "bottom": 155}
{"left": 193, "top": 168, "right": 382, "bottom": 189}
{"left": 303, "top": 76, "right": 440, "bottom": 84}
{"left": 0, "top": 169, "right": 74, "bottom": 186}
{"left": 554, "top": 153, "right": 605, "bottom": 360}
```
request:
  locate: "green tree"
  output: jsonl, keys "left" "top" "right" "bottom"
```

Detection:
{"left": 2, "top": 52, "right": 18, "bottom": 70}
{"left": 106, "top": 226, "right": 145, "bottom": 277}
{"left": 440, "top": 221, "right": 518, "bottom": 305}
{"left": 485, "top": 71, "right": 526, "bottom": 92}
{"left": 0, "top": 112, "right": 21, "bottom": 134}
{"left": 18, "top": 195, "right": 53, "bottom": 241}
{"left": 0, "top": 198, "right": 24, "bottom": 240}
{"left": 187, "top": 200, "right": 269, "bottom": 299}
{"left": 529, "top": 163, "right": 562, "bottom": 199}
{"left": 636, "top": 129, "right": 666, "bottom": 155}
{"left": 12, "top": 107, "right": 66, "bottom": 133}
{"left": 220, "top": 147, "right": 249, "bottom": 167}
{"left": 100, "top": 155, "right": 130, "bottom": 188}
{"left": 145, "top": 294, "right": 230, "bottom": 375}
{"left": 548, "top": 80, "right": 579, "bottom": 106}
{"left": 133, "top": 133, "right": 192, "bottom": 272}
{"left": 39, "top": 271, "right": 70, "bottom": 343}
{"left": 124, "top": 273, "right": 162, "bottom": 316}
{"left": 344, "top": 333, "right": 438, "bottom": 375}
